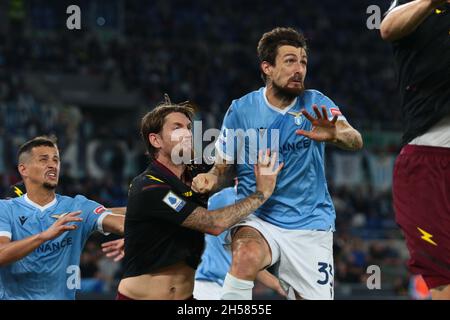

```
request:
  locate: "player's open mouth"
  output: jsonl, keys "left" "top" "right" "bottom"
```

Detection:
{"left": 46, "top": 172, "right": 57, "bottom": 179}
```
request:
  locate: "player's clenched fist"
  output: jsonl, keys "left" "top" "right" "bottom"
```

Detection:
{"left": 192, "top": 173, "right": 218, "bottom": 194}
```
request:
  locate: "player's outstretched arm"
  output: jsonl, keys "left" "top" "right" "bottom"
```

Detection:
{"left": 192, "top": 154, "right": 232, "bottom": 194}
{"left": 332, "top": 120, "right": 363, "bottom": 151}
{"left": 183, "top": 150, "right": 283, "bottom": 236}
{"left": 0, "top": 211, "right": 82, "bottom": 266}
{"left": 296, "top": 105, "right": 363, "bottom": 151}
{"left": 108, "top": 207, "right": 126, "bottom": 216}
{"left": 102, "top": 212, "right": 125, "bottom": 235}
{"left": 380, "top": 0, "right": 448, "bottom": 41}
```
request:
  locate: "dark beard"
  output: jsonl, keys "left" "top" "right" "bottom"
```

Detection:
{"left": 43, "top": 182, "right": 57, "bottom": 190}
{"left": 272, "top": 80, "right": 304, "bottom": 103}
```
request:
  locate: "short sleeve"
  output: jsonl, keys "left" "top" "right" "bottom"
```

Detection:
{"left": 79, "top": 198, "right": 112, "bottom": 236}
{"left": 0, "top": 202, "right": 12, "bottom": 239}
{"left": 215, "top": 102, "right": 240, "bottom": 162}
{"left": 318, "top": 94, "right": 347, "bottom": 122}
{"left": 127, "top": 184, "right": 199, "bottom": 225}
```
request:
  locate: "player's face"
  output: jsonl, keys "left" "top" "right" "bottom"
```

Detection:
{"left": 160, "top": 112, "right": 193, "bottom": 161}
{"left": 269, "top": 45, "right": 307, "bottom": 98}
{"left": 23, "top": 146, "right": 60, "bottom": 190}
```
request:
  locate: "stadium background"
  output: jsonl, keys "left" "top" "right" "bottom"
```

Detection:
{"left": 0, "top": 0, "right": 428, "bottom": 299}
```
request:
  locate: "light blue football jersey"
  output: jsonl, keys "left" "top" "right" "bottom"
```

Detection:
{"left": 195, "top": 187, "right": 236, "bottom": 285}
{"left": 0, "top": 194, "right": 111, "bottom": 300}
{"left": 216, "top": 87, "right": 346, "bottom": 231}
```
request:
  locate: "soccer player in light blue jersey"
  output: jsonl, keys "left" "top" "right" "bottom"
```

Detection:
{"left": 193, "top": 184, "right": 286, "bottom": 300}
{"left": 0, "top": 136, "right": 125, "bottom": 300}
{"left": 192, "top": 27, "right": 363, "bottom": 300}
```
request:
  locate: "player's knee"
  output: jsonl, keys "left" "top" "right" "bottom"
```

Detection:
{"left": 231, "top": 239, "right": 266, "bottom": 273}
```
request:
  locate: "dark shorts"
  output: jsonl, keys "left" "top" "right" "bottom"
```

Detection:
{"left": 393, "top": 144, "right": 450, "bottom": 289}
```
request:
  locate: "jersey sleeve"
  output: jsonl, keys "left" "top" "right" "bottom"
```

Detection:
{"left": 0, "top": 202, "right": 12, "bottom": 239}
{"left": 215, "top": 102, "right": 240, "bottom": 162}
{"left": 127, "top": 182, "right": 199, "bottom": 226}
{"left": 318, "top": 94, "right": 347, "bottom": 122}
{"left": 78, "top": 197, "right": 113, "bottom": 236}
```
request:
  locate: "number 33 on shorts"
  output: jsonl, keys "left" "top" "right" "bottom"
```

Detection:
{"left": 317, "top": 262, "right": 333, "bottom": 285}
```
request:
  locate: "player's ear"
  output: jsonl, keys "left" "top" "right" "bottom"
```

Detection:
{"left": 261, "top": 61, "right": 272, "bottom": 80}
{"left": 18, "top": 163, "right": 27, "bottom": 178}
{"left": 148, "top": 133, "right": 162, "bottom": 149}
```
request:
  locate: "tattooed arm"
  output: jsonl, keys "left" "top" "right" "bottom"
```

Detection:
{"left": 182, "top": 191, "right": 266, "bottom": 236}
{"left": 331, "top": 120, "right": 363, "bottom": 151}
{"left": 184, "top": 150, "right": 283, "bottom": 236}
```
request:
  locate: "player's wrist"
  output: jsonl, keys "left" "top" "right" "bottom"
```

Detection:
{"left": 37, "top": 231, "right": 51, "bottom": 242}
{"left": 254, "top": 189, "right": 270, "bottom": 201}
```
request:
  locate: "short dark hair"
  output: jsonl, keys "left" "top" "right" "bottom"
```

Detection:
{"left": 17, "top": 135, "right": 58, "bottom": 163}
{"left": 140, "top": 101, "right": 194, "bottom": 160}
{"left": 257, "top": 27, "right": 308, "bottom": 82}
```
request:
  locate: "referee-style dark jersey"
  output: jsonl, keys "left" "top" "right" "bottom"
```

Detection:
{"left": 390, "top": 1, "right": 450, "bottom": 144}
{"left": 122, "top": 160, "right": 207, "bottom": 278}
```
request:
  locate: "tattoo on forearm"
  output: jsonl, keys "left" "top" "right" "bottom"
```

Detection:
{"left": 335, "top": 130, "right": 362, "bottom": 151}
{"left": 182, "top": 191, "right": 266, "bottom": 233}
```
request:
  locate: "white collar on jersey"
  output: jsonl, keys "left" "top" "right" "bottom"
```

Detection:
{"left": 263, "top": 87, "right": 297, "bottom": 115}
{"left": 24, "top": 194, "right": 57, "bottom": 212}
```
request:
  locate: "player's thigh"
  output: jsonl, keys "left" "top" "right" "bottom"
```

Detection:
{"left": 278, "top": 229, "right": 334, "bottom": 300}
{"left": 393, "top": 147, "right": 450, "bottom": 289}
{"left": 232, "top": 226, "right": 272, "bottom": 268}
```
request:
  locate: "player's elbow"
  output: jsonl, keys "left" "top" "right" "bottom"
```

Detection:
{"left": 380, "top": 18, "right": 402, "bottom": 42}
{"left": 380, "top": 21, "right": 392, "bottom": 41}
{"left": 355, "top": 132, "right": 364, "bottom": 150}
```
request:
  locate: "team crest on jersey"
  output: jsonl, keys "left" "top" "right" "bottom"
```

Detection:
{"left": 287, "top": 111, "right": 304, "bottom": 126}
{"left": 51, "top": 212, "right": 69, "bottom": 219}
{"left": 163, "top": 191, "right": 186, "bottom": 212}
{"left": 94, "top": 206, "right": 107, "bottom": 215}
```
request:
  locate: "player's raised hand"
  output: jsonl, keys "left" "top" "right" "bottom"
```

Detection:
{"left": 296, "top": 105, "right": 338, "bottom": 143}
{"left": 255, "top": 149, "right": 283, "bottom": 200}
{"left": 192, "top": 173, "right": 218, "bottom": 194}
{"left": 101, "top": 239, "right": 125, "bottom": 262}
{"left": 39, "top": 211, "right": 82, "bottom": 241}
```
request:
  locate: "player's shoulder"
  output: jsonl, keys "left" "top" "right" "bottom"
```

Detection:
{"left": 0, "top": 198, "right": 14, "bottom": 211}
{"left": 129, "top": 170, "right": 170, "bottom": 196}
{"left": 0, "top": 198, "right": 23, "bottom": 219}
{"left": 304, "top": 89, "right": 327, "bottom": 100}
{"left": 58, "top": 194, "right": 102, "bottom": 209}
{"left": 230, "top": 87, "right": 265, "bottom": 113}
{"left": 303, "top": 89, "right": 336, "bottom": 105}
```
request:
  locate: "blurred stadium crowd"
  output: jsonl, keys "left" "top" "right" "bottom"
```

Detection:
{"left": 0, "top": 0, "right": 425, "bottom": 299}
